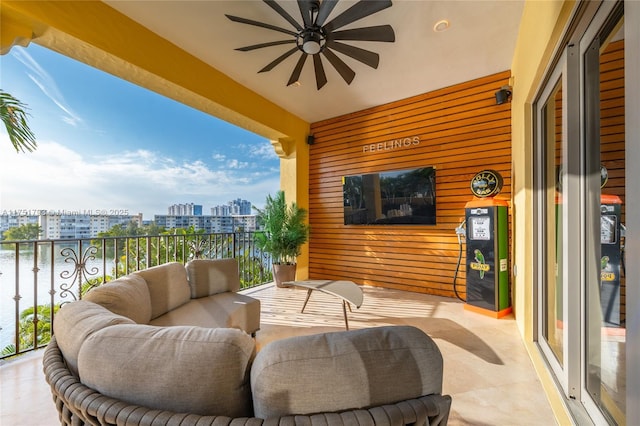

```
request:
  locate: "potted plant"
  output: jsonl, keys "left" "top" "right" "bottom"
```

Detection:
{"left": 254, "top": 190, "right": 309, "bottom": 287}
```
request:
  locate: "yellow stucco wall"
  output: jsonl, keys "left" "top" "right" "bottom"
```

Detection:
{"left": 510, "top": 1, "right": 575, "bottom": 423}
{"left": 1, "top": 0, "right": 311, "bottom": 278}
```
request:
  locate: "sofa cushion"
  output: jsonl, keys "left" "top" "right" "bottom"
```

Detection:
{"left": 52, "top": 300, "right": 134, "bottom": 377}
{"left": 251, "top": 325, "right": 444, "bottom": 418}
{"left": 186, "top": 258, "right": 241, "bottom": 298}
{"left": 149, "top": 292, "right": 260, "bottom": 335}
{"left": 83, "top": 274, "right": 152, "bottom": 324}
{"left": 133, "top": 262, "right": 191, "bottom": 319}
{"left": 77, "top": 324, "right": 255, "bottom": 418}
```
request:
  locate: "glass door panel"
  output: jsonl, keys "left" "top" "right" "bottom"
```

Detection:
{"left": 584, "top": 9, "right": 625, "bottom": 424}
{"left": 541, "top": 79, "right": 565, "bottom": 366}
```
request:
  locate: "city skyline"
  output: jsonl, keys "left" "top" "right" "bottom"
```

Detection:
{"left": 1, "top": 198, "right": 257, "bottom": 220}
{"left": 1, "top": 44, "right": 280, "bottom": 218}
{"left": 0, "top": 199, "right": 260, "bottom": 240}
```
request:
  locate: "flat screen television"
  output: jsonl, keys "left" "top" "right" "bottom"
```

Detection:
{"left": 343, "top": 166, "right": 436, "bottom": 225}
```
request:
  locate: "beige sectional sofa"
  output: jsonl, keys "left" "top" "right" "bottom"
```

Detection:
{"left": 43, "top": 259, "right": 452, "bottom": 425}
{"left": 84, "top": 259, "right": 261, "bottom": 335}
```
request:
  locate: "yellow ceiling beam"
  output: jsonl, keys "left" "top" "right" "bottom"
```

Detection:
{"left": 0, "top": 1, "right": 309, "bottom": 152}
{"left": 0, "top": 8, "right": 35, "bottom": 54}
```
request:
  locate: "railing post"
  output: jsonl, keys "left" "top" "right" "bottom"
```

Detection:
{"left": 181, "top": 235, "right": 186, "bottom": 263}
{"left": 31, "top": 240, "right": 40, "bottom": 350}
{"left": 48, "top": 241, "right": 56, "bottom": 334}
{"left": 77, "top": 239, "right": 83, "bottom": 300}
{"left": 233, "top": 232, "right": 237, "bottom": 258}
{"left": 135, "top": 237, "right": 141, "bottom": 271}
{"left": 155, "top": 236, "right": 160, "bottom": 266}
{"left": 114, "top": 238, "right": 120, "bottom": 278}
{"left": 12, "top": 243, "right": 21, "bottom": 354}
{"left": 146, "top": 237, "right": 152, "bottom": 268}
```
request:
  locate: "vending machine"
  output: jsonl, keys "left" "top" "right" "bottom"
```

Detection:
{"left": 464, "top": 170, "right": 512, "bottom": 318}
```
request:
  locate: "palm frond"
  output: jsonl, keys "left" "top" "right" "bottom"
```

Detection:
{"left": 0, "top": 90, "right": 37, "bottom": 153}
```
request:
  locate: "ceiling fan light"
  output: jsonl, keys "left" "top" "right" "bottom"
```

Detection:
{"left": 302, "top": 32, "right": 322, "bottom": 54}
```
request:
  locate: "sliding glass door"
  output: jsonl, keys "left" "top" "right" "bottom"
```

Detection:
{"left": 582, "top": 6, "right": 626, "bottom": 423}
{"left": 537, "top": 67, "right": 566, "bottom": 382}
{"left": 535, "top": 1, "right": 630, "bottom": 423}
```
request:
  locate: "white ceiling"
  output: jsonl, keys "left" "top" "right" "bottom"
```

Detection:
{"left": 103, "top": 0, "right": 525, "bottom": 123}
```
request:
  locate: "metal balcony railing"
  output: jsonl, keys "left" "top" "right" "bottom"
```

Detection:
{"left": 0, "top": 232, "right": 272, "bottom": 360}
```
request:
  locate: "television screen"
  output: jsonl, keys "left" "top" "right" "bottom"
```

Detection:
{"left": 343, "top": 167, "right": 436, "bottom": 225}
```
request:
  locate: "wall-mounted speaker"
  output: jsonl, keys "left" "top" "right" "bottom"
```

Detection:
{"left": 307, "top": 135, "right": 315, "bottom": 145}
{"left": 495, "top": 86, "right": 512, "bottom": 105}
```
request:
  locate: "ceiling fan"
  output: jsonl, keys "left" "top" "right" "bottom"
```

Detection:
{"left": 226, "top": 0, "right": 395, "bottom": 90}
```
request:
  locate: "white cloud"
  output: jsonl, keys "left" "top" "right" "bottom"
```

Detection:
{"left": 0, "top": 136, "right": 279, "bottom": 218}
{"left": 11, "top": 49, "right": 83, "bottom": 127}
{"left": 227, "top": 159, "right": 249, "bottom": 169}
{"left": 247, "top": 141, "right": 279, "bottom": 160}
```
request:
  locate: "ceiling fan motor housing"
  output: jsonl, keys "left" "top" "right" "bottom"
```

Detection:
{"left": 300, "top": 27, "right": 325, "bottom": 54}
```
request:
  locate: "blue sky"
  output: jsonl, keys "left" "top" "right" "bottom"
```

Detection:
{"left": 1, "top": 43, "right": 280, "bottom": 219}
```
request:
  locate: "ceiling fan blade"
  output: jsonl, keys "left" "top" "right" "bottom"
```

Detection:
{"left": 331, "top": 25, "right": 395, "bottom": 42}
{"left": 324, "top": 0, "right": 392, "bottom": 32}
{"left": 322, "top": 49, "right": 355, "bottom": 84}
{"left": 315, "top": 0, "right": 338, "bottom": 27}
{"left": 298, "top": 1, "right": 314, "bottom": 27}
{"left": 259, "top": 47, "right": 299, "bottom": 73}
{"left": 236, "top": 40, "right": 296, "bottom": 52}
{"left": 313, "top": 54, "right": 328, "bottom": 89}
{"left": 287, "top": 53, "right": 309, "bottom": 86}
{"left": 226, "top": 14, "right": 298, "bottom": 37}
{"left": 263, "top": 0, "right": 303, "bottom": 31}
{"left": 326, "top": 40, "right": 379, "bottom": 68}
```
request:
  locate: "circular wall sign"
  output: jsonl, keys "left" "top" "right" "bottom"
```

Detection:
{"left": 470, "top": 170, "right": 504, "bottom": 198}
{"left": 600, "top": 164, "right": 608, "bottom": 189}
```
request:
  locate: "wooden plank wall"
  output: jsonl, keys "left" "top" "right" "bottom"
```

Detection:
{"left": 308, "top": 70, "right": 512, "bottom": 298}
{"left": 600, "top": 39, "right": 625, "bottom": 322}
{"left": 601, "top": 39, "right": 625, "bottom": 218}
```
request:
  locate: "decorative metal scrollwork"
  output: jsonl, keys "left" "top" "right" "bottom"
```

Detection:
{"left": 189, "top": 239, "right": 212, "bottom": 260}
{"left": 59, "top": 245, "right": 99, "bottom": 303}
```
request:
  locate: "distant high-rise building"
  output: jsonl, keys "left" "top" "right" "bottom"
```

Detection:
{"left": 210, "top": 204, "right": 231, "bottom": 216}
{"left": 210, "top": 199, "right": 252, "bottom": 216}
{"left": 153, "top": 214, "right": 255, "bottom": 233}
{"left": 232, "top": 198, "right": 252, "bottom": 215}
{"left": 168, "top": 203, "right": 202, "bottom": 216}
{"left": 0, "top": 212, "right": 142, "bottom": 240}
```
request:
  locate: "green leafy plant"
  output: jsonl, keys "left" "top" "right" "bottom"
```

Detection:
{"left": 254, "top": 190, "right": 309, "bottom": 265}
{"left": 1, "top": 304, "right": 59, "bottom": 356}
{"left": 0, "top": 90, "right": 37, "bottom": 153}
{"left": 1, "top": 223, "right": 42, "bottom": 241}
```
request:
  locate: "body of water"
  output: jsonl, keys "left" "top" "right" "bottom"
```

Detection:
{"left": 0, "top": 244, "right": 115, "bottom": 351}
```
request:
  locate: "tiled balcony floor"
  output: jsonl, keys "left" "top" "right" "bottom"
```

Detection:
{"left": 1, "top": 284, "right": 557, "bottom": 425}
